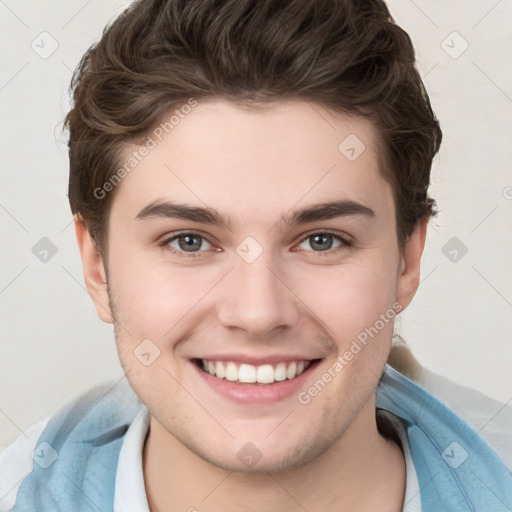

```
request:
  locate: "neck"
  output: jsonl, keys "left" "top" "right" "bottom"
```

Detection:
{"left": 142, "top": 398, "right": 405, "bottom": 512}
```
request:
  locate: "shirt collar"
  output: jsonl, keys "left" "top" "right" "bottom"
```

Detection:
{"left": 114, "top": 405, "right": 151, "bottom": 512}
{"left": 113, "top": 403, "right": 420, "bottom": 512}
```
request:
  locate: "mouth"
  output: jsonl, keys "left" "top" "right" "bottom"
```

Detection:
{"left": 191, "top": 357, "right": 323, "bottom": 403}
{"left": 194, "top": 358, "right": 317, "bottom": 384}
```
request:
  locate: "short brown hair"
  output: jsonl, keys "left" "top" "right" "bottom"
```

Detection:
{"left": 65, "top": 0, "right": 442, "bottom": 257}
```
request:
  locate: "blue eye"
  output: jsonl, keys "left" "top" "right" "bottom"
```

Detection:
{"left": 297, "top": 231, "right": 351, "bottom": 253}
{"left": 163, "top": 232, "right": 212, "bottom": 256}
{"left": 159, "top": 230, "right": 351, "bottom": 259}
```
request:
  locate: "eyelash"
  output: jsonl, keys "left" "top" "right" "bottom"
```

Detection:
{"left": 159, "top": 230, "right": 353, "bottom": 259}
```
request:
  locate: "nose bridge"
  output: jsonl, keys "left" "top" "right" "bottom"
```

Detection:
{"left": 217, "top": 246, "right": 299, "bottom": 335}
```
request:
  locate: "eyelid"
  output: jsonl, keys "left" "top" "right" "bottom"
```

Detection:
{"left": 296, "top": 228, "right": 352, "bottom": 245}
{"left": 160, "top": 230, "right": 215, "bottom": 244}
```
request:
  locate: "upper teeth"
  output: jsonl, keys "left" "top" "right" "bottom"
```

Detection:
{"left": 200, "top": 359, "right": 309, "bottom": 384}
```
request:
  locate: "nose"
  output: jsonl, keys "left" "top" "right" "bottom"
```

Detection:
{"left": 217, "top": 251, "right": 300, "bottom": 337}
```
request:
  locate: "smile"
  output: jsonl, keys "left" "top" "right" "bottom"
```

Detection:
{"left": 191, "top": 355, "right": 323, "bottom": 404}
{"left": 196, "top": 358, "right": 313, "bottom": 384}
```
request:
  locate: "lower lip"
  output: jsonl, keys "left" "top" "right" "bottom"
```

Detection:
{"left": 192, "top": 360, "right": 321, "bottom": 404}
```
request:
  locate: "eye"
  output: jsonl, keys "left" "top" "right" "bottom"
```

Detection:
{"left": 161, "top": 232, "right": 213, "bottom": 256}
{"left": 296, "top": 231, "right": 351, "bottom": 253}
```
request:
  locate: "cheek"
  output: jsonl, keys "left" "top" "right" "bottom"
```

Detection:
{"left": 293, "top": 258, "right": 398, "bottom": 345}
{"left": 108, "top": 258, "right": 220, "bottom": 338}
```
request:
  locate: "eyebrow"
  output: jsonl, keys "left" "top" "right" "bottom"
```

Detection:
{"left": 135, "top": 199, "right": 375, "bottom": 229}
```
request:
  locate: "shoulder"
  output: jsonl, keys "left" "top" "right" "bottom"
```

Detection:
{"left": 0, "top": 416, "right": 50, "bottom": 510}
{"left": 0, "top": 377, "right": 141, "bottom": 511}
{"left": 388, "top": 342, "right": 512, "bottom": 473}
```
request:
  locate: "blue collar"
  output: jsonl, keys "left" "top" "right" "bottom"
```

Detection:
{"left": 377, "top": 365, "right": 512, "bottom": 511}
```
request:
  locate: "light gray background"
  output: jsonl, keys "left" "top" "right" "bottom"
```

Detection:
{"left": 0, "top": 0, "right": 511, "bottom": 451}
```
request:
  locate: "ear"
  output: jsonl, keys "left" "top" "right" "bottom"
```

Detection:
{"left": 74, "top": 216, "right": 113, "bottom": 323}
{"left": 396, "top": 217, "right": 428, "bottom": 312}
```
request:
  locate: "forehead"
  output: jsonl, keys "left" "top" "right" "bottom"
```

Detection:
{"left": 110, "top": 99, "right": 393, "bottom": 227}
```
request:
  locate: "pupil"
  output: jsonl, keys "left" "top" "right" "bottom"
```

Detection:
{"left": 312, "top": 234, "right": 332, "bottom": 251}
{"left": 179, "top": 235, "right": 201, "bottom": 251}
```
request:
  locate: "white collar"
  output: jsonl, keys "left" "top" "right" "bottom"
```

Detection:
{"left": 380, "top": 410, "right": 422, "bottom": 511}
{"left": 114, "top": 405, "right": 151, "bottom": 512}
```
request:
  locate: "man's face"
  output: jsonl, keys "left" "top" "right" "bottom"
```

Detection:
{"left": 81, "top": 99, "right": 422, "bottom": 473}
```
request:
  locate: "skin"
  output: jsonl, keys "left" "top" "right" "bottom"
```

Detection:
{"left": 75, "top": 99, "right": 427, "bottom": 511}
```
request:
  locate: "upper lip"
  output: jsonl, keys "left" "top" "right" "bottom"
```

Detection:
{"left": 192, "top": 354, "right": 322, "bottom": 365}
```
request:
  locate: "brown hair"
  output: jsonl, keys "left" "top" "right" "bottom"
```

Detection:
{"left": 65, "top": 0, "right": 441, "bottom": 257}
